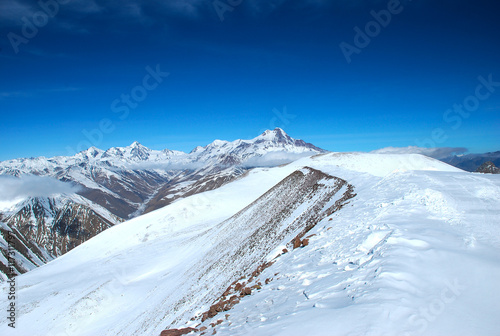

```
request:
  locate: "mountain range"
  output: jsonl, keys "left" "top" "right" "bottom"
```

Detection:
{"left": 2, "top": 128, "right": 498, "bottom": 282}
{"left": 0, "top": 128, "right": 324, "bottom": 278}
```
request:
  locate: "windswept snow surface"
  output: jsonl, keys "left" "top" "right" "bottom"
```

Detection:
{"left": 2, "top": 153, "right": 500, "bottom": 336}
{"left": 212, "top": 155, "right": 500, "bottom": 336}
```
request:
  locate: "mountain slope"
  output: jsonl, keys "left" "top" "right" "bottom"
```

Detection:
{"left": 3, "top": 153, "right": 496, "bottom": 336}
{"left": 165, "top": 167, "right": 354, "bottom": 327}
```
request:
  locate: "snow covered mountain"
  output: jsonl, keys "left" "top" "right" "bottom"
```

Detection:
{"left": 0, "top": 128, "right": 325, "bottom": 219}
{"left": 0, "top": 194, "right": 122, "bottom": 280}
{"left": 2, "top": 152, "right": 499, "bottom": 336}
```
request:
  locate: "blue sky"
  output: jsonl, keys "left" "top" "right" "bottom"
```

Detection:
{"left": 1, "top": 0, "right": 499, "bottom": 160}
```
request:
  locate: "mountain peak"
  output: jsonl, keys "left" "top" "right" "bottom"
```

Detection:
{"left": 87, "top": 146, "right": 102, "bottom": 153}
{"left": 79, "top": 146, "right": 104, "bottom": 159}
{"left": 209, "top": 139, "right": 229, "bottom": 147}
{"left": 260, "top": 127, "right": 286, "bottom": 137}
{"left": 125, "top": 141, "right": 151, "bottom": 161}
{"left": 254, "top": 128, "right": 293, "bottom": 144}
{"left": 189, "top": 146, "right": 204, "bottom": 154}
{"left": 129, "top": 141, "right": 143, "bottom": 148}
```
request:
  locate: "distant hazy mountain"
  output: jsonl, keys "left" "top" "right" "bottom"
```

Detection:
{"left": 440, "top": 151, "right": 500, "bottom": 172}
{"left": 371, "top": 146, "right": 500, "bottom": 172}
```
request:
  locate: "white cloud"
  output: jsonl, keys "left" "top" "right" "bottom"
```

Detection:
{"left": 370, "top": 146, "right": 467, "bottom": 159}
{"left": 0, "top": 175, "right": 80, "bottom": 201}
{"left": 241, "top": 151, "right": 312, "bottom": 168}
{"left": 0, "top": 0, "right": 203, "bottom": 29}
{"left": 0, "top": 1, "right": 35, "bottom": 27}
{"left": 161, "top": 0, "right": 205, "bottom": 17}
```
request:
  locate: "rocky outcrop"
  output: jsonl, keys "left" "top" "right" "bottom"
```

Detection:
{"left": 160, "top": 327, "right": 198, "bottom": 336}
{"left": 195, "top": 260, "right": 275, "bottom": 324}
{"left": 476, "top": 161, "right": 500, "bottom": 174}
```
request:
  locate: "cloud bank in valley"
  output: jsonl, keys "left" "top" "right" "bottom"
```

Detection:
{"left": 370, "top": 146, "right": 468, "bottom": 159}
{"left": 0, "top": 175, "right": 80, "bottom": 202}
{"left": 120, "top": 160, "right": 207, "bottom": 171}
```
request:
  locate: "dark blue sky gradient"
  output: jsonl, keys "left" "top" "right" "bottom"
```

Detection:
{"left": 1, "top": 0, "right": 499, "bottom": 160}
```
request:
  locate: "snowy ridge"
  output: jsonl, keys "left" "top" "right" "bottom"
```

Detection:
{"left": 196, "top": 156, "right": 500, "bottom": 336}
{"left": 167, "top": 167, "right": 354, "bottom": 327}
